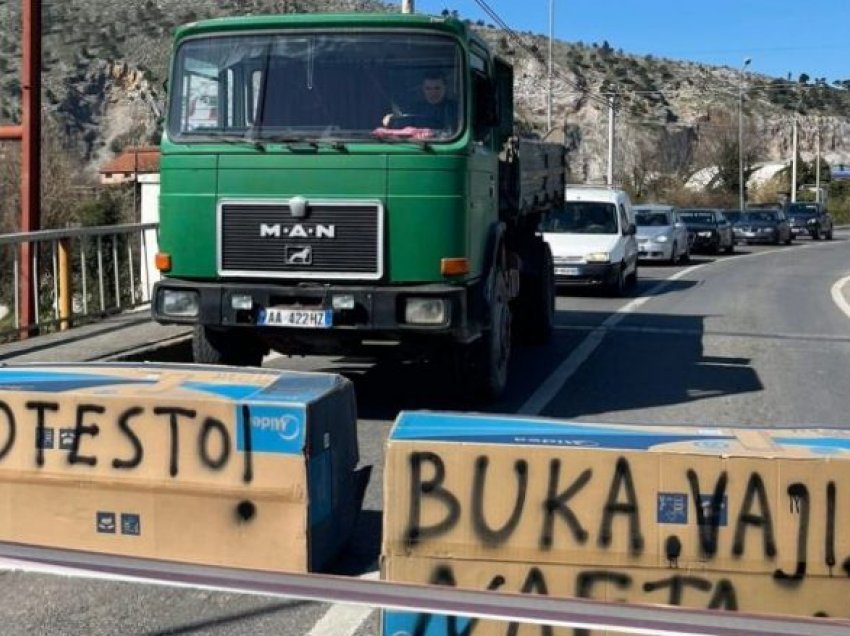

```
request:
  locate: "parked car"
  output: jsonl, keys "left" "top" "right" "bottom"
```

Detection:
{"left": 723, "top": 210, "right": 743, "bottom": 242}
{"left": 678, "top": 208, "right": 735, "bottom": 254}
{"left": 737, "top": 208, "right": 792, "bottom": 245}
{"left": 542, "top": 186, "right": 639, "bottom": 296}
{"left": 787, "top": 202, "right": 834, "bottom": 240}
{"left": 633, "top": 204, "right": 690, "bottom": 264}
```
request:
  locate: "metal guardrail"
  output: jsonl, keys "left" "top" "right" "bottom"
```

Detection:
{"left": 0, "top": 222, "right": 159, "bottom": 339}
{"left": 1, "top": 541, "right": 849, "bottom": 636}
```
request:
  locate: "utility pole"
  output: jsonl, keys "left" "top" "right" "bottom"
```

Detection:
{"left": 606, "top": 94, "right": 616, "bottom": 186}
{"left": 0, "top": 0, "right": 42, "bottom": 337}
{"left": 791, "top": 117, "right": 798, "bottom": 203}
{"left": 815, "top": 118, "right": 821, "bottom": 203}
{"left": 738, "top": 58, "right": 751, "bottom": 211}
{"left": 547, "top": 0, "right": 554, "bottom": 132}
{"left": 401, "top": 0, "right": 413, "bottom": 13}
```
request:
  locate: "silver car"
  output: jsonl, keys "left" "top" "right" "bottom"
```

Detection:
{"left": 634, "top": 204, "right": 690, "bottom": 264}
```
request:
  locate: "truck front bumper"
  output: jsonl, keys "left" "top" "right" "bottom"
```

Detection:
{"left": 152, "top": 280, "right": 479, "bottom": 344}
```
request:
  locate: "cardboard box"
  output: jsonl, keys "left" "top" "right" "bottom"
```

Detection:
{"left": 382, "top": 412, "right": 850, "bottom": 631}
{"left": 0, "top": 363, "right": 366, "bottom": 572}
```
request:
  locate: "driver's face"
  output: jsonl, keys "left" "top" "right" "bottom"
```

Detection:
{"left": 422, "top": 79, "right": 446, "bottom": 104}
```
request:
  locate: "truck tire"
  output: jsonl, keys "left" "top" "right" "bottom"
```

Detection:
{"left": 466, "top": 268, "right": 511, "bottom": 400}
{"left": 825, "top": 227, "right": 833, "bottom": 240}
{"left": 514, "top": 241, "right": 554, "bottom": 345}
{"left": 193, "top": 325, "right": 265, "bottom": 367}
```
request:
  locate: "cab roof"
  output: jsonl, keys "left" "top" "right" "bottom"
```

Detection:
{"left": 174, "top": 12, "right": 473, "bottom": 42}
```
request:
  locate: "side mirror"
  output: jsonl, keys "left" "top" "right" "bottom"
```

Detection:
{"left": 626, "top": 223, "right": 636, "bottom": 236}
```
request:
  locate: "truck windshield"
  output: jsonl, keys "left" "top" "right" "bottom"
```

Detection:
{"left": 541, "top": 202, "right": 619, "bottom": 235}
{"left": 168, "top": 32, "right": 464, "bottom": 143}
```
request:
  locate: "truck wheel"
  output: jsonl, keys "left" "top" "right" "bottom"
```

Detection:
{"left": 514, "top": 241, "right": 554, "bottom": 345}
{"left": 825, "top": 227, "right": 834, "bottom": 240}
{"left": 193, "top": 325, "right": 264, "bottom": 367}
{"left": 469, "top": 270, "right": 511, "bottom": 400}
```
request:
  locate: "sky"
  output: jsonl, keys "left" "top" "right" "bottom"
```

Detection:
{"left": 410, "top": 0, "right": 850, "bottom": 84}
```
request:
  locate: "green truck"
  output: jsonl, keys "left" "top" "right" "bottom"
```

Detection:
{"left": 151, "top": 12, "right": 565, "bottom": 398}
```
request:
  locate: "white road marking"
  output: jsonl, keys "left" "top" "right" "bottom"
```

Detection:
{"left": 306, "top": 571, "right": 379, "bottom": 636}
{"left": 518, "top": 240, "right": 834, "bottom": 416}
{"left": 518, "top": 262, "right": 707, "bottom": 415}
{"left": 831, "top": 275, "right": 850, "bottom": 320}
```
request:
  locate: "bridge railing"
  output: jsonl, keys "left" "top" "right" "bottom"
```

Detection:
{"left": 0, "top": 222, "right": 159, "bottom": 340}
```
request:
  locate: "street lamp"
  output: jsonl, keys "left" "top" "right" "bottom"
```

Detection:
{"left": 547, "top": 0, "right": 554, "bottom": 132}
{"left": 738, "top": 58, "right": 751, "bottom": 212}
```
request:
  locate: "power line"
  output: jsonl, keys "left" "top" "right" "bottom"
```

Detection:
{"left": 471, "top": 0, "right": 610, "bottom": 109}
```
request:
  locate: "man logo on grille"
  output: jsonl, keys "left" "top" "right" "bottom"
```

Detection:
{"left": 286, "top": 246, "right": 312, "bottom": 265}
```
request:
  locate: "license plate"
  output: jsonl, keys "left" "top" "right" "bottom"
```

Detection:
{"left": 555, "top": 267, "right": 580, "bottom": 276}
{"left": 259, "top": 308, "right": 333, "bottom": 328}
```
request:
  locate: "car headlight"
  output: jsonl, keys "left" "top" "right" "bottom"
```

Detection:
{"left": 654, "top": 235, "right": 669, "bottom": 243}
{"left": 697, "top": 231, "right": 713, "bottom": 237}
{"left": 760, "top": 227, "right": 773, "bottom": 233}
{"left": 404, "top": 298, "right": 447, "bottom": 325}
{"left": 585, "top": 252, "right": 611, "bottom": 263}
{"left": 159, "top": 289, "right": 199, "bottom": 318}
{"left": 807, "top": 218, "right": 817, "bottom": 224}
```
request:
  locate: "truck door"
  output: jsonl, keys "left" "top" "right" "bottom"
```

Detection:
{"left": 468, "top": 50, "right": 499, "bottom": 275}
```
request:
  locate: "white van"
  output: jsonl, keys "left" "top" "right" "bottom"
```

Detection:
{"left": 541, "top": 186, "right": 639, "bottom": 295}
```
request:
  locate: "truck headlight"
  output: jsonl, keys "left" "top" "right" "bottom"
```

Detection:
{"left": 404, "top": 298, "right": 447, "bottom": 325}
{"left": 585, "top": 252, "right": 610, "bottom": 263}
{"left": 159, "top": 289, "right": 199, "bottom": 318}
{"left": 654, "top": 235, "right": 668, "bottom": 243}
{"left": 698, "top": 231, "right": 713, "bottom": 238}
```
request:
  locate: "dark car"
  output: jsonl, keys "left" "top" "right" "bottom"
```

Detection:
{"left": 737, "top": 208, "right": 792, "bottom": 245}
{"left": 787, "top": 202, "right": 834, "bottom": 240}
{"left": 723, "top": 210, "right": 743, "bottom": 242}
{"left": 678, "top": 209, "right": 735, "bottom": 254}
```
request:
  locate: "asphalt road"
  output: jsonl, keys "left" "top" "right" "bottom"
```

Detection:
{"left": 1, "top": 232, "right": 849, "bottom": 635}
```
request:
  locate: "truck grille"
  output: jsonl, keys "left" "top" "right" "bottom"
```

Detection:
{"left": 219, "top": 200, "right": 383, "bottom": 280}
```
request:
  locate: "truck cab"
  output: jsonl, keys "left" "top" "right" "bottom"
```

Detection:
{"left": 151, "top": 13, "right": 564, "bottom": 398}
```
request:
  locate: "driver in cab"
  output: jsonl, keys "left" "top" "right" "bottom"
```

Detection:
{"left": 382, "top": 72, "right": 458, "bottom": 131}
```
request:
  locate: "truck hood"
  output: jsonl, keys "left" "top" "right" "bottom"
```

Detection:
{"left": 543, "top": 233, "right": 621, "bottom": 259}
{"left": 159, "top": 151, "right": 468, "bottom": 282}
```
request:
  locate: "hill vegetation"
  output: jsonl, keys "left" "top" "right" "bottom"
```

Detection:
{"left": 1, "top": 0, "right": 848, "bottom": 225}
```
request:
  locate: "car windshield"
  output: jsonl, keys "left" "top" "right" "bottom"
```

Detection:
{"left": 168, "top": 33, "right": 464, "bottom": 143}
{"left": 542, "top": 202, "right": 619, "bottom": 234}
{"left": 635, "top": 211, "right": 671, "bottom": 227}
{"left": 724, "top": 211, "right": 742, "bottom": 223}
{"left": 788, "top": 203, "right": 819, "bottom": 217}
{"left": 679, "top": 211, "right": 715, "bottom": 224}
{"left": 742, "top": 211, "right": 779, "bottom": 222}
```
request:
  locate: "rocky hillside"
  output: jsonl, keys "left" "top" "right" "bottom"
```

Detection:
{"left": 1, "top": 0, "right": 849, "bottom": 185}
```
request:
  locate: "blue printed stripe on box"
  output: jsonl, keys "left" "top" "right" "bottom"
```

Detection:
{"left": 390, "top": 412, "right": 733, "bottom": 451}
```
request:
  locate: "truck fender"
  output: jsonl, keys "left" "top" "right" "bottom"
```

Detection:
{"left": 480, "top": 221, "right": 507, "bottom": 319}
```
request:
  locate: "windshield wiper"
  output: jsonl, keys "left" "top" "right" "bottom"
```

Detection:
{"left": 208, "top": 134, "right": 266, "bottom": 151}
{"left": 255, "top": 135, "right": 347, "bottom": 151}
